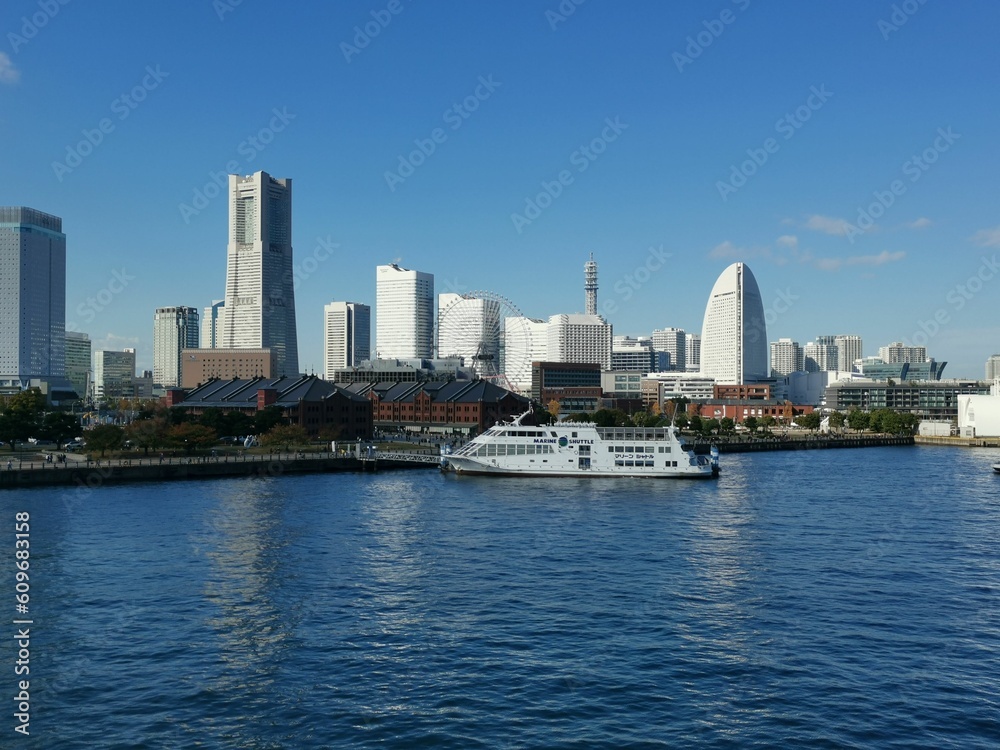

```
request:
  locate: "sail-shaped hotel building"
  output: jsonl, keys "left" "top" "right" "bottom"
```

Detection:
{"left": 699, "top": 262, "right": 768, "bottom": 384}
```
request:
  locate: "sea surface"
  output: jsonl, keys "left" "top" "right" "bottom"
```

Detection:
{"left": 2, "top": 445, "right": 999, "bottom": 748}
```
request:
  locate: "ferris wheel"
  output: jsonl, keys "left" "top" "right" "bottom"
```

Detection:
{"left": 436, "top": 290, "right": 534, "bottom": 392}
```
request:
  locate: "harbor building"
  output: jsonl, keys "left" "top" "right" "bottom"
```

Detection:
{"left": 181, "top": 348, "right": 276, "bottom": 388}
{"left": 153, "top": 306, "right": 200, "bottom": 387}
{"left": 65, "top": 331, "right": 91, "bottom": 402}
{"left": 857, "top": 359, "right": 946, "bottom": 381}
{"left": 699, "top": 262, "right": 767, "bottom": 384}
{"left": 201, "top": 300, "right": 225, "bottom": 349}
{"left": 324, "top": 301, "right": 371, "bottom": 377}
{"left": 221, "top": 171, "right": 299, "bottom": 376}
{"left": 0, "top": 207, "right": 68, "bottom": 394}
{"left": 376, "top": 264, "right": 434, "bottom": 359}
{"left": 330, "top": 357, "right": 465, "bottom": 384}
{"left": 825, "top": 379, "right": 990, "bottom": 421}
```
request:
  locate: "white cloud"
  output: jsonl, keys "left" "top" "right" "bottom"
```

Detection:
{"left": 776, "top": 235, "right": 798, "bottom": 249}
{"left": 93, "top": 332, "right": 140, "bottom": 353}
{"left": 708, "top": 241, "right": 782, "bottom": 264}
{"left": 907, "top": 217, "right": 932, "bottom": 230}
{"left": 814, "top": 250, "right": 905, "bottom": 272}
{"left": 0, "top": 52, "right": 20, "bottom": 85}
{"left": 709, "top": 240, "right": 741, "bottom": 259}
{"left": 970, "top": 226, "right": 1000, "bottom": 248}
{"left": 803, "top": 214, "right": 852, "bottom": 236}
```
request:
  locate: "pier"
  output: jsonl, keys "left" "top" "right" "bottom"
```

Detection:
{"left": 694, "top": 435, "right": 915, "bottom": 453}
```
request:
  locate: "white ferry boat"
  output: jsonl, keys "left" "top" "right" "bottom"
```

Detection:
{"left": 442, "top": 411, "right": 719, "bottom": 478}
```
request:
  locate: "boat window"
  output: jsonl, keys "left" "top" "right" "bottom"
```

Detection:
{"left": 624, "top": 460, "right": 634, "bottom": 467}
{"left": 487, "top": 444, "right": 497, "bottom": 456}
{"left": 615, "top": 446, "right": 624, "bottom": 453}
{"left": 615, "top": 460, "right": 624, "bottom": 466}
{"left": 572, "top": 432, "right": 577, "bottom": 438}
{"left": 550, "top": 431, "right": 557, "bottom": 438}
{"left": 516, "top": 444, "right": 526, "bottom": 455}
{"left": 625, "top": 446, "right": 634, "bottom": 452}
{"left": 644, "top": 460, "right": 654, "bottom": 467}
{"left": 646, "top": 445, "right": 655, "bottom": 453}
{"left": 608, "top": 446, "right": 615, "bottom": 453}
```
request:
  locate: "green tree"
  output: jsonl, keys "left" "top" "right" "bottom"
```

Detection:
{"left": 673, "top": 411, "right": 690, "bottom": 430}
{"left": 5, "top": 388, "right": 47, "bottom": 418}
{"left": 0, "top": 413, "right": 34, "bottom": 450}
{"left": 828, "top": 411, "right": 846, "bottom": 432}
{"left": 719, "top": 417, "right": 735, "bottom": 434}
{"left": 760, "top": 415, "right": 776, "bottom": 434}
{"left": 126, "top": 417, "right": 168, "bottom": 455}
{"left": 39, "top": 412, "right": 81, "bottom": 448}
{"left": 254, "top": 406, "right": 285, "bottom": 434}
{"left": 85, "top": 424, "right": 125, "bottom": 457}
{"left": 166, "top": 423, "right": 218, "bottom": 454}
{"left": 798, "top": 412, "right": 822, "bottom": 431}
{"left": 688, "top": 413, "right": 703, "bottom": 434}
{"left": 261, "top": 424, "right": 310, "bottom": 452}
{"left": 198, "top": 408, "right": 227, "bottom": 437}
{"left": 847, "top": 409, "right": 869, "bottom": 432}
{"left": 743, "top": 416, "right": 758, "bottom": 435}
{"left": 703, "top": 418, "right": 720, "bottom": 436}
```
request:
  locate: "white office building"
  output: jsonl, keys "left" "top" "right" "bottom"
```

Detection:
{"left": 376, "top": 264, "right": 434, "bottom": 359}
{"left": 0, "top": 207, "right": 66, "bottom": 389}
{"left": 699, "top": 262, "right": 768, "bottom": 384}
{"left": 652, "top": 327, "right": 686, "bottom": 371}
{"left": 502, "top": 316, "right": 548, "bottom": 393}
{"left": 547, "top": 314, "right": 613, "bottom": 370}
{"left": 201, "top": 300, "right": 225, "bottom": 348}
{"left": 153, "top": 306, "right": 199, "bottom": 387}
{"left": 94, "top": 349, "right": 136, "bottom": 401}
{"left": 612, "top": 336, "right": 657, "bottom": 372}
{"left": 221, "top": 171, "right": 299, "bottom": 376}
{"left": 324, "top": 301, "right": 371, "bottom": 376}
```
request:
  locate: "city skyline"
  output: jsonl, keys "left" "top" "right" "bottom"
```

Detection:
{"left": 3, "top": 3, "right": 999, "bottom": 377}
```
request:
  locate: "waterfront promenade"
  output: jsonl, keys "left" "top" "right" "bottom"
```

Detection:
{"left": 0, "top": 449, "right": 440, "bottom": 489}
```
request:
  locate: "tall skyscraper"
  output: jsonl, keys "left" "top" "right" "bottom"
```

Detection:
{"left": 221, "top": 171, "right": 299, "bottom": 376}
{"left": 324, "top": 301, "right": 371, "bottom": 376}
{"left": 65, "top": 331, "right": 91, "bottom": 401}
{"left": 0, "top": 207, "right": 66, "bottom": 389}
{"left": 437, "top": 292, "right": 502, "bottom": 377}
{"left": 652, "top": 327, "right": 686, "bottom": 371}
{"left": 987, "top": 354, "right": 1000, "bottom": 381}
{"left": 835, "top": 334, "right": 863, "bottom": 372}
{"left": 685, "top": 333, "right": 701, "bottom": 372}
{"left": 699, "top": 262, "right": 767, "bottom": 384}
{"left": 375, "top": 264, "right": 434, "bottom": 359}
{"left": 201, "top": 300, "right": 225, "bottom": 349}
{"left": 584, "top": 254, "right": 598, "bottom": 316}
{"left": 547, "top": 314, "right": 613, "bottom": 370}
{"left": 153, "top": 306, "right": 200, "bottom": 387}
{"left": 770, "top": 338, "right": 804, "bottom": 377}
{"left": 804, "top": 340, "right": 838, "bottom": 372}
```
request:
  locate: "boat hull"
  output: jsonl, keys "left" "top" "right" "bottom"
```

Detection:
{"left": 444, "top": 457, "right": 718, "bottom": 479}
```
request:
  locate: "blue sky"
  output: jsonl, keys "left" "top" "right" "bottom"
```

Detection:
{"left": 2, "top": 0, "right": 999, "bottom": 378}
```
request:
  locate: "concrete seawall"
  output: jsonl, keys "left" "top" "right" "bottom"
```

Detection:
{"left": 694, "top": 436, "right": 915, "bottom": 453}
{"left": 0, "top": 454, "right": 438, "bottom": 490}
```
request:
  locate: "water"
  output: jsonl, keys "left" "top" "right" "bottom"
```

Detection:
{"left": 2, "top": 445, "right": 999, "bottom": 748}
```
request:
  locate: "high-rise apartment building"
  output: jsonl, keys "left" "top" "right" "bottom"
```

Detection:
{"left": 221, "top": 171, "right": 298, "bottom": 376}
{"left": 201, "top": 300, "right": 225, "bottom": 349}
{"left": 987, "top": 354, "right": 1000, "bottom": 381}
{"left": 65, "top": 331, "right": 91, "bottom": 401}
{"left": 153, "top": 306, "right": 199, "bottom": 387}
{"left": 770, "top": 338, "right": 804, "bottom": 377}
{"left": 699, "top": 262, "right": 767, "bottom": 384}
{"left": 324, "top": 301, "right": 371, "bottom": 376}
{"left": 878, "top": 341, "right": 927, "bottom": 364}
{"left": 835, "top": 334, "right": 863, "bottom": 372}
{"left": 94, "top": 349, "right": 135, "bottom": 401}
{"left": 375, "top": 264, "right": 434, "bottom": 359}
{"left": 685, "top": 333, "right": 701, "bottom": 372}
{"left": 546, "top": 314, "right": 613, "bottom": 370}
{"left": 652, "top": 327, "right": 686, "bottom": 371}
{"left": 0, "top": 207, "right": 66, "bottom": 389}
{"left": 804, "top": 340, "right": 838, "bottom": 372}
